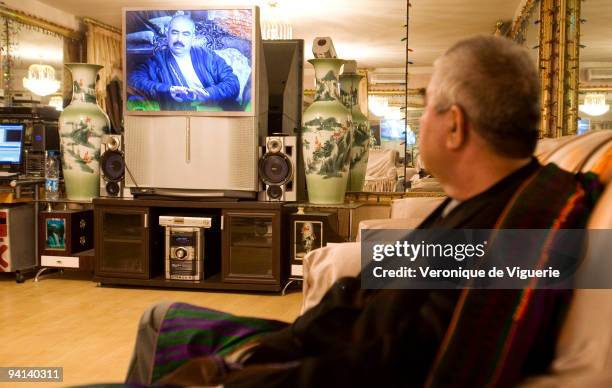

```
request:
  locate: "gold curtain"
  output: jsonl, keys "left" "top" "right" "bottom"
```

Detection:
{"left": 85, "top": 21, "right": 121, "bottom": 111}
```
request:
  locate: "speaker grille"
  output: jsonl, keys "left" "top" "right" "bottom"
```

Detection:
{"left": 101, "top": 150, "right": 125, "bottom": 182}
{"left": 259, "top": 153, "right": 292, "bottom": 185}
{"left": 266, "top": 185, "right": 283, "bottom": 199}
{"left": 125, "top": 116, "right": 258, "bottom": 192}
{"left": 125, "top": 117, "right": 147, "bottom": 187}
{"left": 25, "top": 150, "right": 45, "bottom": 176}
{"left": 228, "top": 117, "right": 256, "bottom": 188}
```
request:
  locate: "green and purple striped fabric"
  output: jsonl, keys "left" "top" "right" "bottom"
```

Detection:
{"left": 151, "top": 303, "right": 288, "bottom": 382}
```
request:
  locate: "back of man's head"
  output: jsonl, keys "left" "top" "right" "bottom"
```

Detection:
{"left": 430, "top": 35, "right": 540, "bottom": 158}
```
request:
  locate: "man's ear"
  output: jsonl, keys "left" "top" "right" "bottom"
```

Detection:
{"left": 445, "top": 104, "right": 468, "bottom": 150}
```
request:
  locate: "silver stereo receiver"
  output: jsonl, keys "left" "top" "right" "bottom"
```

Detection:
{"left": 159, "top": 216, "right": 212, "bottom": 281}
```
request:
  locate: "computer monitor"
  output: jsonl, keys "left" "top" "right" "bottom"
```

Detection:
{"left": 0, "top": 123, "right": 25, "bottom": 172}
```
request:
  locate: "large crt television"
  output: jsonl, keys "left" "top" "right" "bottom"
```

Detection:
{"left": 122, "top": 6, "right": 268, "bottom": 197}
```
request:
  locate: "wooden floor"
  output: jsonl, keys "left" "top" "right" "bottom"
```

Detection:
{"left": 0, "top": 272, "right": 302, "bottom": 387}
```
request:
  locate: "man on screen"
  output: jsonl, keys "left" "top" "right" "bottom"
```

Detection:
{"left": 128, "top": 13, "right": 240, "bottom": 111}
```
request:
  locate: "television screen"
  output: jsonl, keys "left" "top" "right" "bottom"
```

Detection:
{"left": 124, "top": 8, "right": 255, "bottom": 114}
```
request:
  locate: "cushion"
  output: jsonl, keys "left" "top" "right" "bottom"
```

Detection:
{"left": 301, "top": 197, "right": 445, "bottom": 314}
{"left": 301, "top": 242, "right": 361, "bottom": 314}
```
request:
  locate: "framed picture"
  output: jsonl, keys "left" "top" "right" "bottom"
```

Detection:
{"left": 293, "top": 220, "right": 323, "bottom": 261}
{"left": 288, "top": 211, "right": 344, "bottom": 278}
{"left": 45, "top": 218, "right": 66, "bottom": 250}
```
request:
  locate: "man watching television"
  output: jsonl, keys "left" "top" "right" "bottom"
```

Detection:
{"left": 128, "top": 13, "right": 240, "bottom": 111}
{"left": 125, "top": 35, "right": 603, "bottom": 387}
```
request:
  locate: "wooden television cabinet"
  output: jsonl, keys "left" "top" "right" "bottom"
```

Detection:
{"left": 93, "top": 198, "right": 289, "bottom": 292}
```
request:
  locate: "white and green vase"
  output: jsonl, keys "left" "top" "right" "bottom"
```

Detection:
{"left": 302, "top": 59, "right": 353, "bottom": 204}
{"left": 59, "top": 64, "right": 110, "bottom": 200}
{"left": 340, "top": 72, "right": 370, "bottom": 192}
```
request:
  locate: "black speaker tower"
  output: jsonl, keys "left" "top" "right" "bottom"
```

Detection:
{"left": 262, "top": 39, "right": 306, "bottom": 201}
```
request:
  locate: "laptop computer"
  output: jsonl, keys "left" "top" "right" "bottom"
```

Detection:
{"left": 0, "top": 123, "right": 25, "bottom": 177}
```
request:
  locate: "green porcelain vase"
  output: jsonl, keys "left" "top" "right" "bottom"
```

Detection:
{"left": 340, "top": 72, "right": 370, "bottom": 192}
{"left": 59, "top": 64, "right": 110, "bottom": 200}
{"left": 302, "top": 59, "right": 353, "bottom": 204}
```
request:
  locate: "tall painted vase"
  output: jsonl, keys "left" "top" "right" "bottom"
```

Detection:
{"left": 340, "top": 72, "right": 370, "bottom": 192}
{"left": 59, "top": 64, "right": 110, "bottom": 200}
{"left": 302, "top": 59, "right": 353, "bottom": 204}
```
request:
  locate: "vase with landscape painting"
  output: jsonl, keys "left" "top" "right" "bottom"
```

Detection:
{"left": 59, "top": 64, "right": 110, "bottom": 200}
{"left": 340, "top": 71, "right": 370, "bottom": 191}
{"left": 302, "top": 59, "right": 353, "bottom": 204}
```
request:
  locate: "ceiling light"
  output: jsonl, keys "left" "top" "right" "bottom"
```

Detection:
{"left": 261, "top": 1, "right": 292, "bottom": 40}
{"left": 579, "top": 93, "right": 610, "bottom": 117}
{"left": 368, "top": 95, "right": 389, "bottom": 117}
{"left": 23, "top": 64, "right": 60, "bottom": 97}
{"left": 48, "top": 95, "right": 63, "bottom": 111}
{"left": 385, "top": 106, "right": 403, "bottom": 121}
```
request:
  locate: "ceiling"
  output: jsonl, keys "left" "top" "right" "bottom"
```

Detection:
{"left": 34, "top": 0, "right": 612, "bottom": 85}
{"left": 36, "top": 0, "right": 521, "bottom": 68}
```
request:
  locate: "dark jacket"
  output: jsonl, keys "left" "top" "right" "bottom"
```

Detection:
{"left": 128, "top": 46, "right": 240, "bottom": 110}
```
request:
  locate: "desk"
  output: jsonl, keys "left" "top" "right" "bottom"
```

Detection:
{"left": 1, "top": 176, "right": 44, "bottom": 201}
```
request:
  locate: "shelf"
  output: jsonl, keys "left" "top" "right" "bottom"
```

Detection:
{"left": 231, "top": 240, "right": 273, "bottom": 248}
{"left": 93, "top": 197, "right": 286, "bottom": 210}
{"left": 103, "top": 237, "right": 143, "bottom": 243}
{"left": 94, "top": 274, "right": 282, "bottom": 292}
{"left": 36, "top": 198, "right": 93, "bottom": 205}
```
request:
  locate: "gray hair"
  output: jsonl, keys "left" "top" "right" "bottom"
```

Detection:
{"left": 430, "top": 35, "right": 540, "bottom": 158}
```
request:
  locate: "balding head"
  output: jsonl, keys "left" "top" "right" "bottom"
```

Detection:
{"left": 167, "top": 14, "right": 196, "bottom": 57}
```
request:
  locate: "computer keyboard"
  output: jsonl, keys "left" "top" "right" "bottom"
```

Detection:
{"left": 0, "top": 171, "right": 19, "bottom": 177}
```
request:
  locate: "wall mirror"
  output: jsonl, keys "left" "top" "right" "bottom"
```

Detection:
{"left": 0, "top": 16, "right": 63, "bottom": 106}
{"left": 365, "top": 87, "right": 423, "bottom": 193}
{"left": 0, "top": 6, "right": 82, "bottom": 109}
{"left": 512, "top": 0, "right": 540, "bottom": 63}
{"left": 578, "top": 0, "right": 612, "bottom": 132}
{"left": 354, "top": 1, "right": 539, "bottom": 195}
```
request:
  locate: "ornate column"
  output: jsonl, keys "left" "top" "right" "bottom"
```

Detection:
{"left": 539, "top": 0, "right": 581, "bottom": 138}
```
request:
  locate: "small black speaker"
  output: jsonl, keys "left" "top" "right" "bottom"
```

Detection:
{"left": 100, "top": 134, "right": 126, "bottom": 197}
{"left": 258, "top": 136, "right": 297, "bottom": 201}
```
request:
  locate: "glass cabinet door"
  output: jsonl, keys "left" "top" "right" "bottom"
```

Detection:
{"left": 96, "top": 207, "right": 149, "bottom": 278}
{"left": 222, "top": 211, "right": 279, "bottom": 284}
